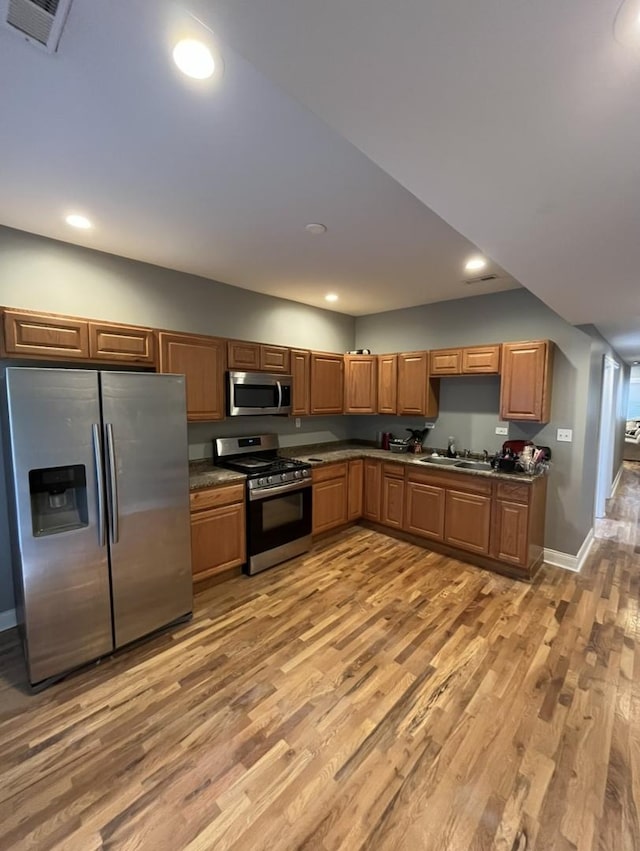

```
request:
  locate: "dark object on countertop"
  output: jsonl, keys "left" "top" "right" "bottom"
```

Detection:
{"left": 406, "top": 428, "right": 430, "bottom": 454}
{"left": 346, "top": 349, "right": 372, "bottom": 355}
{"left": 308, "top": 458, "right": 324, "bottom": 462}
{"left": 389, "top": 438, "right": 410, "bottom": 453}
{"left": 381, "top": 432, "right": 392, "bottom": 450}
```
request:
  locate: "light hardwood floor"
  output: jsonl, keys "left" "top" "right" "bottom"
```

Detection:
{"left": 1, "top": 466, "right": 639, "bottom": 850}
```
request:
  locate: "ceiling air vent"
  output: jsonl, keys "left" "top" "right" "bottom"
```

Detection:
{"left": 2, "top": 0, "right": 74, "bottom": 52}
{"left": 464, "top": 273, "right": 500, "bottom": 285}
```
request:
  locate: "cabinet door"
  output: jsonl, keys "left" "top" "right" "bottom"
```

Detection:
{"left": 228, "top": 341, "right": 260, "bottom": 371}
{"left": 382, "top": 476, "right": 405, "bottom": 528}
{"left": 348, "top": 459, "right": 364, "bottom": 520}
{"left": 500, "top": 340, "right": 553, "bottom": 422}
{"left": 378, "top": 354, "right": 397, "bottom": 414}
{"left": 344, "top": 355, "right": 377, "bottom": 414}
{"left": 310, "top": 353, "right": 344, "bottom": 414}
{"left": 491, "top": 500, "right": 529, "bottom": 567}
{"left": 430, "top": 349, "right": 462, "bottom": 375}
{"left": 190, "top": 502, "right": 246, "bottom": 581}
{"left": 291, "top": 349, "right": 310, "bottom": 416}
{"left": 445, "top": 490, "right": 491, "bottom": 554}
{"left": 260, "top": 345, "right": 290, "bottom": 373}
{"left": 462, "top": 345, "right": 501, "bottom": 374}
{"left": 2, "top": 310, "right": 89, "bottom": 359}
{"left": 362, "top": 459, "right": 381, "bottom": 521}
{"left": 88, "top": 322, "right": 156, "bottom": 365}
{"left": 312, "top": 476, "right": 348, "bottom": 533}
{"left": 404, "top": 481, "right": 445, "bottom": 541}
{"left": 397, "top": 352, "right": 439, "bottom": 417}
{"left": 159, "top": 332, "right": 226, "bottom": 421}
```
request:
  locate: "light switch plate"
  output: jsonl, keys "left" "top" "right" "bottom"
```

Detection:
{"left": 424, "top": 422, "right": 436, "bottom": 429}
{"left": 495, "top": 426, "right": 508, "bottom": 435}
{"left": 557, "top": 428, "right": 572, "bottom": 442}
{"left": 295, "top": 418, "right": 301, "bottom": 428}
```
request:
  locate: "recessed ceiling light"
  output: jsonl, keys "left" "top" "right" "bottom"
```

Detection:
{"left": 325, "top": 293, "right": 338, "bottom": 302}
{"left": 464, "top": 256, "right": 487, "bottom": 272}
{"left": 305, "top": 223, "right": 327, "bottom": 235}
{"left": 173, "top": 39, "right": 216, "bottom": 79}
{"left": 65, "top": 213, "right": 92, "bottom": 229}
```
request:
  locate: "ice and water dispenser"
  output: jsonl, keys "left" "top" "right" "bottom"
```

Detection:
{"left": 28, "top": 465, "right": 89, "bottom": 537}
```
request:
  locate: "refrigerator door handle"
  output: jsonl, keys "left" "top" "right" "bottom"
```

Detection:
{"left": 105, "top": 423, "right": 120, "bottom": 544}
{"left": 92, "top": 423, "right": 107, "bottom": 548}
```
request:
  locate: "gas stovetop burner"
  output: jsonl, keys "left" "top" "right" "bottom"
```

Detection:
{"left": 214, "top": 434, "right": 311, "bottom": 491}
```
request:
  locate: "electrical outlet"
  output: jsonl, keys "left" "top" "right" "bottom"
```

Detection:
{"left": 557, "top": 428, "right": 572, "bottom": 442}
{"left": 424, "top": 422, "right": 435, "bottom": 429}
{"left": 295, "top": 418, "right": 301, "bottom": 429}
{"left": 495, "top": 426, "right": 508, "bottom": 435}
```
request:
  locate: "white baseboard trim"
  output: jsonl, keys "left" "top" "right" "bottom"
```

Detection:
{"left": 611, "top": 464, "right": 623, "bottom": 497}
{"left": 544, "top": 528, "right": 595, "bottom": 573}
{"left": 0, "top": 608, "right": 17, "bottom": 632}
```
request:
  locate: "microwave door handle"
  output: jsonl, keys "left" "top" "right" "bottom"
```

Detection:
{"left": 276, "top": 380, "right": 282, "bottom": 411}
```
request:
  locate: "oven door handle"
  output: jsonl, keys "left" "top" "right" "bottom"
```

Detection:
{"left": 276, "top": 380, "right": 282, "bottom": 411}
{"left": 249, "top": 480, "right": 311, "bottom": 501}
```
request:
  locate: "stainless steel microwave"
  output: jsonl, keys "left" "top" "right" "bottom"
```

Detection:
{"left": 227, "top": 371, "right": 293, "bottom": 416}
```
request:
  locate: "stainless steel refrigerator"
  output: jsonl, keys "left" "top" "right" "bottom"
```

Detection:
{"left": 2, "top": 367, "right": 192, "bottom": 688}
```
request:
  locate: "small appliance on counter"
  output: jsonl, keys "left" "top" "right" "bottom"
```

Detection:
{"left": 389, "top": 437, "right": 410, "bottom": 453}
{"left": 491, "top": 441, "right": 551, "bottom": 474}
{"left": 214, "top": 434, "right": 312, "bottom": 575}
{"left": 406, "top": 428, "right": 430, "bottom": 454}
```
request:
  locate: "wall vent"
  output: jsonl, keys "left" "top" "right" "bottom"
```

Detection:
{"left": 464, "top": 273, "right": 500, "bottom": 285}
{"left": 2, "top": 0, "right": 73, "bottom": 52}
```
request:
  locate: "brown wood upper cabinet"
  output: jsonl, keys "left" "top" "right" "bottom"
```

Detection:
{"left": 310, "top": 352, "right": 344, "bottom": 415}
{"left": 2, "top": 309, "right": 90, "bottom": 360}
{"left": 291, "top": 349, "right": 310, "bottom": 416}
{"left": 88, "top": 322, "right": 156, "bottom": 364}
{"left": 500, "top": 340, "right": 553, "bottom": 422}
{"left": 397, "top": 351, "right": 439, "bottom": 417}
{"left": 227, "top": 341, "right": 290, "bottom": 373}
{"left": 377, "top": 354, "right": 398, "bottom": 414}
{"left": 159, "top": 332, "right": 226, "bottom": 421}
{"left": 430, "top": 345, "right": 501, "bottom": 376}
{"left": 344, "top": 354, "right": 377, "bottom": 414}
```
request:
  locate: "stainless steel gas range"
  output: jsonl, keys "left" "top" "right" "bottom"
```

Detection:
{"left": 214, "top": 434, "right": 312, "bottom": 575}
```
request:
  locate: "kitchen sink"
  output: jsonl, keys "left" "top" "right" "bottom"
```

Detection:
{"left": 420, "top": 457, "right": 462, "bottom": 466}
{"left": 454, "top": 460, "right": 493, "bottom": 471}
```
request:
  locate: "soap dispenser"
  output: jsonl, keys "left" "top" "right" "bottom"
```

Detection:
{"left": 446, "top": 436, "right": 456, "bottom": 458}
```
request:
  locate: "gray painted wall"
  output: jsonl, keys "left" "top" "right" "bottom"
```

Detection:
{"left": 355, "top": 288, "right": 596, "bottom": 555}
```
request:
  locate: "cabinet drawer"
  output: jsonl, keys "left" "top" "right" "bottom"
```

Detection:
{"left": 406, "top": 468, "right": 492, "bottom": 496}
{"left": 382, "top": 463, "right": 405, "bottom": 478}
{"left": 495, "top": 482, "right": 530, "bottom": 503}
{"left": 462, "top": 345, "right": 500, "bottom": 374}
{"left": 430, "top": 349, "right": 462, "bottom": 375}
{"left": 311, "top": 462, "right": 348, "bottom": 483}
{"left": 190, "top": 483, "right": 245, "bottom": 512}
{"left": 88, "top": 323, "right": 156, "bottom": 364}
{"left": 2, "top": 310, "right": 89, "bottom": 359}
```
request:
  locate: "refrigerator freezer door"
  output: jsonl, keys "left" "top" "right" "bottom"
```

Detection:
{"left": 5, "top": 368, "right": 113, "bottom": 685}
{"left": 100, "top": 372, "right": 192, "bottom": 647}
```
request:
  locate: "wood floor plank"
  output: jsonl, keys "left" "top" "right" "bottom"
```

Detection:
{"left": 2, "top": 462, "right": 640, "bottom": 849}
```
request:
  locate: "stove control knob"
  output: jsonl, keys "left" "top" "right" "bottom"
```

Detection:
{"left": 257, "top": 478, "right": 265, "bottom": 487}
{"left": 281, "top": 473, "right": 287, "bottom": 482}
{"left": 302, "top": 469, "right": 310, "bottom": 477}
{"left": 267, "top": 476, "right": 273, "bottom": 484}
{"left": 294, "top": 470, "right": 301, "bottom": 479}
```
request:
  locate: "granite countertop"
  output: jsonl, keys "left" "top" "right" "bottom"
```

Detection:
{"left": 189, "top": 460, "right": 246, "bottom": 491}
{"left": 188, "top": 441, "right": 545, "bottom": 491}
{"left": 281, "top": 442, "right": 544, "bottom": 484}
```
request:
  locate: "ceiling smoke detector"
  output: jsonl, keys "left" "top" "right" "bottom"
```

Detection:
{"left": 305, "top": 223, "right": 327, "bottom": 235}
{"left": 2, "top": 0, "right": 74, "bottom": 52}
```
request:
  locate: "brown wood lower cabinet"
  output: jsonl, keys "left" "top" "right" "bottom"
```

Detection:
{"left": 381, "top": 464, "right": 404, "bottom": 528}
{"left": 404, "top": 479, "right": 446, "bottom": 541}
{"left": 444, "top": 490, "right": 492, "bottom": 555}
{"left": 312, "top": 463, "right": 348, "bottom": 534}
{"left": 362, "top": 459, "right": 381, "bottom": 521}
{"left": 189, "top": 484, "right": 246, "bottom": 582}
{"left": 348, "top": 459, "right": 363, "bottom": 520}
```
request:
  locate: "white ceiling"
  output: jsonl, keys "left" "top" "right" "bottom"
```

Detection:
{"left": 2, "top": 1, "right": 640, "bottom": 359}
{"left": 0, "top": 0, "right": 518, "bottom": 318}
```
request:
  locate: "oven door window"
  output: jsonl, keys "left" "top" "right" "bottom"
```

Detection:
{"left": 248, "top": 487, "right": 312, "bottom": 557}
